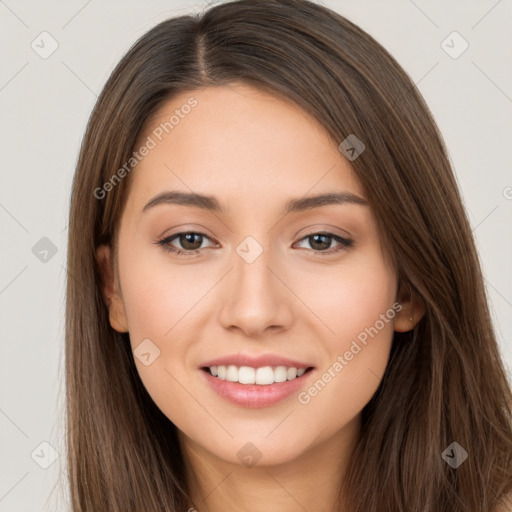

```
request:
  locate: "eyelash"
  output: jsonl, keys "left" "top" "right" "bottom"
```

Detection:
{"left": 154, "top": 231, "right": 354, "bottom": 257}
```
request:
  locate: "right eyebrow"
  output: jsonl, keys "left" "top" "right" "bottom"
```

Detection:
{"left": 142, "top": 191, "right": 224, "bottom": 214}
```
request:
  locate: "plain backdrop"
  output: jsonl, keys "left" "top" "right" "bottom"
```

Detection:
{"left": 0, "top": 0, "right": 511, "bottom": 510}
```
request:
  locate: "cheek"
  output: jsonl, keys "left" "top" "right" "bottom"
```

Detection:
{"left": 294, "top": 259, "right": 397, "bottom": 412}
{"left": 119, "top": 248, "right": 212, "bottom": 343}
{"left": 295, "top": 257, "right": 397, "bottom": 343}
{"left": 117, "top": 252, "right": 208, "bottom": 425}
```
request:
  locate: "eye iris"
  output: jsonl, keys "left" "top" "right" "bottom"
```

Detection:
{"left": 310, "top": 234, "right": 331, "bottom": 251}
{"left": 180, "top": 233, "right": 202, "bottom": 250}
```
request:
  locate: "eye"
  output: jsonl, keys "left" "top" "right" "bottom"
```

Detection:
{"left": 294, "top": 232, "right": 353, "bottom": 255}
{"left": 154, "top": 231, "right": 217, "bottom": 256}
{"left": 154, "top": 230, "right": 353, "bottom": 257}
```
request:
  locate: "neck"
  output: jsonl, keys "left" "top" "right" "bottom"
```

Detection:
{"left": 179, "top": 414, "right": 361, "bottom": 512}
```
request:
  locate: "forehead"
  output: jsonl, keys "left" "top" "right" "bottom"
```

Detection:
{"left": 127, "top": 83, "right": 365, "bottom": 214}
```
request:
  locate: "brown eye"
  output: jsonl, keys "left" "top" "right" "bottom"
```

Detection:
{"left": 155, "top": 231, "right": 216, "bottom": 255}
{"left": 295, "top": 232, "right": 353, "bottom": 254}
{"left": 177, "top": 233, "right": 204, "bottom": 250}
{"left": 308, "top": 234, "right": 331, "bottom": 251}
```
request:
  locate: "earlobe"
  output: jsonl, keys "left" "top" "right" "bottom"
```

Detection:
{"left": 394, "top": 280, "right": 426, "bottom": 332}
{"left": 95, "top": 244, "right": 129, "bottom": 333}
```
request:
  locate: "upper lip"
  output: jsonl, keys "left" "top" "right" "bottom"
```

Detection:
{"left": 200, "top": 353, "right": 314, "bottom": 369}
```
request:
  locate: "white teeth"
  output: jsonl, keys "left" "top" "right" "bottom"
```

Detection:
{"left": 226, "top": 365, "right": 238, "bottom": 382}
{"left": 238, "top": 366, "right": 255, "bottom": 384}
{"left": 207, "top": 365, "right": 310, "bottom": 385}
{"left": 256, "top": 366, "right": 275, "bottom": 385}
{"left": 274, "top": 366, "right": 287, "bottom": 383}
{"left": 287, "top": 367, "right": 297, "bottom": 379}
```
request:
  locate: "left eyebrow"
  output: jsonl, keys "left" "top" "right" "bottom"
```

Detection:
{"left": 283, "top": 192, "right": 367, "bottom": 214}
{"left": 141, "top": 190, "right": 368, "bottom": 215}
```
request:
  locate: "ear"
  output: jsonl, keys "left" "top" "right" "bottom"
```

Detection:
{"left": 96, "top": 243, "right": 129, "bottom": 333}
{"left": 394, "top": 280, "right": 426, "bottom": 332}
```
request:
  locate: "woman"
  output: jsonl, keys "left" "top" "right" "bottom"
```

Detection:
{"left": 65, "top": 0, "right": 512, "bottom": 510}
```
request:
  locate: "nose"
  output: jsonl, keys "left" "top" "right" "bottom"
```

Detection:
{"left": 217, "top": 245, "right": 294, "bottom": 338}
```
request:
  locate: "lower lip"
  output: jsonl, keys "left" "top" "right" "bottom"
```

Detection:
{"left": 200, "top": 368, "right": 316, "bottom": 408}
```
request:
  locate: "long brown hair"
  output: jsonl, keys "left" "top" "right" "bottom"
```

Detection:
{"left": 65, "top": 0, "right": 512, "bottom": 510}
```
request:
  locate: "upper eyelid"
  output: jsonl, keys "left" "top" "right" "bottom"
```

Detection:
{"left": 157, "top": 219, "right": 353, "bottom": 241}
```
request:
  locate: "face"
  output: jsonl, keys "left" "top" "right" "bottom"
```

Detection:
{"left": 97, "top": 83, "right": 417, "bottom": 469}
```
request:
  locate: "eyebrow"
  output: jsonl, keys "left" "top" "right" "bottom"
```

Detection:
{"left": 142, "top": 190, "right": 368, "bottom": 215}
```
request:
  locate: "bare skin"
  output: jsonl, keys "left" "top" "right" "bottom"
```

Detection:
{"left": 97, "top": 83, "right": 424, "bottom": 512}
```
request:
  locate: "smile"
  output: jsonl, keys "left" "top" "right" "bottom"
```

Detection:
{"left": 203, "top": 365, "right": 312, "bottom": 385}
{"left": 200, "top": 365, "right": 316, "bottom": 408}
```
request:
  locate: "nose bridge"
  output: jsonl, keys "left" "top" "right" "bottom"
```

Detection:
{"left": 218, "top": 236, "right": 293, "bottom": 335}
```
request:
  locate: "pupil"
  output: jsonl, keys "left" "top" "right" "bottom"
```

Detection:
{"left": 182, "top": 233, "right": 201, "bottom": 250}
{"left": 311, "top": 234, "right": 330, "bottom": 250}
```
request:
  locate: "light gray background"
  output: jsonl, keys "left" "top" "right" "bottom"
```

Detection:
{"left": 1, "top": 0, "right": 511, "bottom": 510}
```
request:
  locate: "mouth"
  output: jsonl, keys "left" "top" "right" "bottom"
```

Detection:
{"left": 200, "top": 364, "right": 317, "bottom": 408}
{"left": 201, "top": 365, "right": 315, "bottom": 386}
